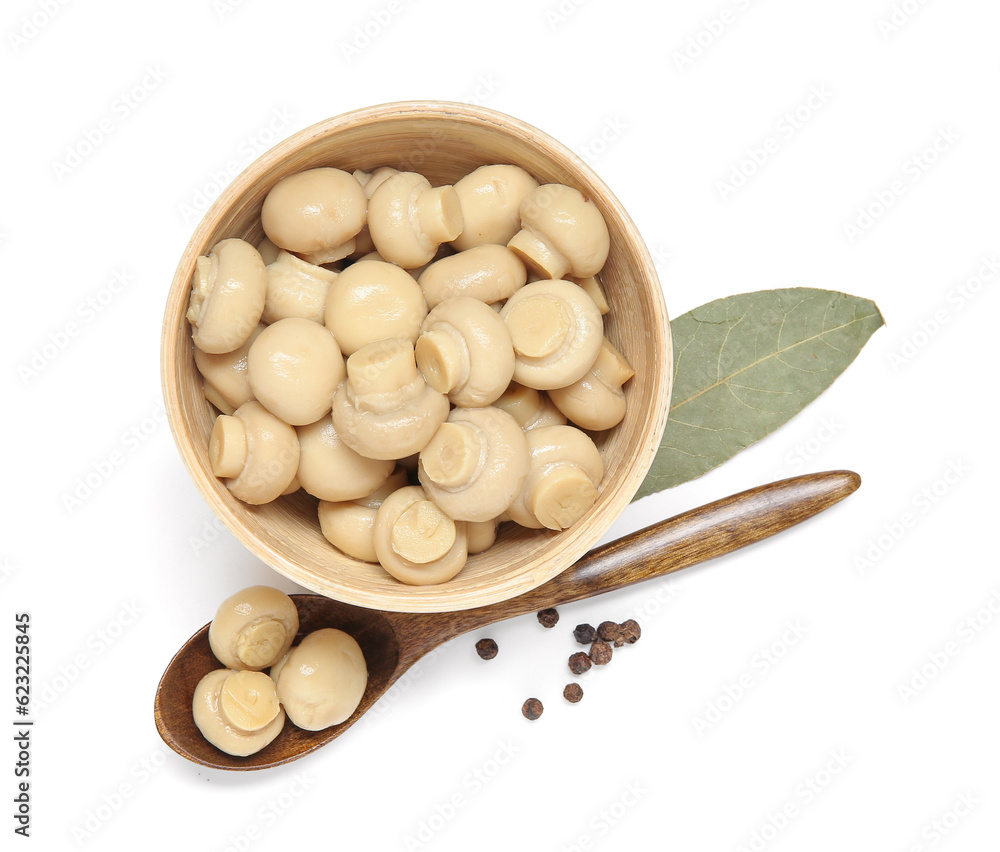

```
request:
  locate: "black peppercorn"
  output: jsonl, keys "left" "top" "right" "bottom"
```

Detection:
{"left": 573, "top": 623, "right": 597, "bottom": 644}
{"left": 568, "top": 651, "right": 592, "bottom": 675}
{"left": 537, "top": 607, "right": 559, "bottom": 628}
{"left": 597, "top": 620, "right": 622, "bottom": 645}
{"left": 475, "top": 638, "right": 498, "bottom": 660}
{"left": 589, "top": 640, "right": 613, "bottom": 665}
{"left": 522, "top": 697, "right": 544, "bottom": 720}
{"left": 563, "top": 683, "right": 584, "bottom": 703}
{"left": 619, "top": 619, "right": 641, "bottom": 645}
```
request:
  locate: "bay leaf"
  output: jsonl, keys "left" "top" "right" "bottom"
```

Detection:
{"left": 634, "top": 288, "right": 884, "bottom": 499}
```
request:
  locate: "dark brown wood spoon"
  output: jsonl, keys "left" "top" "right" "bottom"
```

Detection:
{"left": 154, "top": 470, "right": 860, "bottom": 770}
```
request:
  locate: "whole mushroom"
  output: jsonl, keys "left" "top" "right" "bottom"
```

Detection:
{"left": 373, "top": 485, "right": 469, "bottom": 585}
{"left": 193, "top": 323, "right": 263, "bottom": 415}
{"left": 418, "top": 406, "right": 529, "bottom": 523}
{"left": 548, "top": 337, "right": 635, "bottom": 431}
{"left": 414, "top": 296, "right": 515, "bottom": 407}
{"left": 500, "top": 279, "right": 604, "bottom": 390}
{"left": 208, "top": 584, "right": 300, "bottom": 671}
{"left": 271, "top": 628, "right": 368, "bottom": 731}
{"left": 318, "top": 468, "right": 409, "bottom": 562}
{"left": 330, "top": 337, "right": 449, "bottom": 461}
{"left": 262, "top": 251, "right": 339, "bottom": 324}
{"left": 187, "top": 238, "right": 267, "bottom": 354}
{"left": 505, "top": 424, "right": 605, "bottom": 531}
{"left": 209, "top": 401, "right": 300, "bottom": 504}
{"left": 295, "top": 414, "right": 395, "bottom": 503}
{"left": 261, "top": 167, "right": 367, "bottom": 263}
{"left": 192, "top": 669, "right": 285, "bottom": 757}
{"left": 507, "top": 184, "right": 610, "bottom": 281}
{"left": 247, "top": 317, "right": 346, "bottom": 426}
{"left": 324, "top": 259, "right": 427, "bottom": 356}
{"left": 367, "top": 171, "right": 464, "bottom": 268}
{"left": 449, "top": 164, "right": 539, "bottom": 251}
{"left": 417, "top": 244, "right": 527, "bottom": 309}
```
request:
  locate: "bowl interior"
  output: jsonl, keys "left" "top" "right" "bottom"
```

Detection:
{"left": 162, "top": 102, "right": 671, "bottom": 612}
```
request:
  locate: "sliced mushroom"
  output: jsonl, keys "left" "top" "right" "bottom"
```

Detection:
{"left": 295, "top": 414, "right": 395, "bottom": 502}
{"left": 192, "top": 669, "right": 285, "bottom": 757}
{"left": 548, "top": 337, "right": 635, "bottom": 431}
{"left": 415, "top": 296, "right": 515, "bottom": 407}
{"left": 209, "top": 401, "right": 300, "bottom": 504}
{"left": 247, "top": 317, "right": 346, "bottom": 426}
{"left": 261, "top": 167, "right": 367, "bottom": 261}
{"left": 373, "top": 485, "right": 469, "bottom": 585}
{"left": 368, "top": 171, "right": 464, "bottom": 268}
{"left": 418, "top": 407, "right": 529, "bottom": 523}
{"left": 263, "top": 250, "right": 339, "bottom": 324}
{"left": 330, "top": 338, "right": 449, "bottom": 460}
{"left": 417, "top": 244, "right": 527, "bottom": 309}
{"left": 493, "top": 382, "right": 567, "bottom": 431}
{"left": 505, "top": 424, "right": 605, "bottom": 531}
{"left": 208, "top": 584, "right": 300, "bottom": 670}
{"left": 450, "top": 164, "right": 540, "bottom": 251}
{"left": 317, "top": 468, "right": 408, "bottom": 562}
{"left": 323, "top": 259, "right": 427, "bottom": 356}
{"left": 272, "top": 628, "right": 368, "bottom": 731}
{"left": 500, "top": 279, "right": 604, "bottom": 389}
{"left": 193, "top": 323, "right": 263, "bottom": 415}
{"left": 187, "top": 238, "right": 267, "bottom": 354}
{"left": 507, "top": 184, "right": 610, "bottom": 280}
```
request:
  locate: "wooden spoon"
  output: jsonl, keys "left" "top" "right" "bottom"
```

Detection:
{"left": 154, "top": 470, "right": 860, "bottom": 770}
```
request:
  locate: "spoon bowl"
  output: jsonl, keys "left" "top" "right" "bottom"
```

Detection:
{"left": 155, "top": 470, "right": 861, "bottom": 770}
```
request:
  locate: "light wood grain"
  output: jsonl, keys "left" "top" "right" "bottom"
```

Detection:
{"left": 161, "top": 101, "right": 671, "bottom": 613}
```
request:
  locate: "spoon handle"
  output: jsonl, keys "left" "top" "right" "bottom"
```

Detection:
{"left": 410, "top": 470, "right": 860, "bottom": 645}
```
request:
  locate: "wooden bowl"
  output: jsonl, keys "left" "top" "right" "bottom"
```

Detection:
{"left": 161, "top": 101, "right": 671, "bottom": 613}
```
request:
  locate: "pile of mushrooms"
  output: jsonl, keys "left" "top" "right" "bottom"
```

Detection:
{"left": 186, "top": 158, "right": 634, "bottom": 586}
{"left": 193, "top": 585, "right": 368, "bottom": 757}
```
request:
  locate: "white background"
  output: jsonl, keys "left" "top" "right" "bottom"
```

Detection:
{"left": 3, "top": 0, "right": 997, "bottom": 849}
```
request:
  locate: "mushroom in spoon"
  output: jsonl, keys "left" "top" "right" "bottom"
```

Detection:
{"left": 154, "top": 470, "right": 861, "bottom": 771}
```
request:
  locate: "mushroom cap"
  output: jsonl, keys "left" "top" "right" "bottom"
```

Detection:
{"left": 500, "top": 279, "right": 604, "bottom": 390}
{"left": 509, "top": 184, "right": 610, "bottom": 279}
{"left": 331, "top": 338, "right": 449, "bottom": 460}
{"left": 273, "top": 628, "right": 368, "bottom": 731}
{"left": 260, "top": 167, "right": 367, "bottom": 255}
{"left": 208, "top": 584, "right": 300, "bottom": 671}
{"left": 415, "top": 296, "right": 515, "bottom": 407}
{"left": 373, "top": 485, "right": 469, "bottom": 585}
{"left": 187, "top": 238, "right": 267, "bottom": 354}
{"left": 450, "top": 164, "right": 540, "bottom": 252}
{"left": 368, "top": 171, "right": 464, "bottom": 269}
{"left": 247, "top": 317, "right": 346, "bottom": 426}
{"left": 193, "top": 323, "right": 263, "bottom": 415}
{"left": 324, "top": 260, "right": 427, "bottom": 356}
{"left": 212, "top": 401, "right": 300, "bottom": 504}
{"left": 417, "top": 244, "right": 527, "bottom": 309}
{"left": 547, "top": 337, "right": 635, "bottom": 431}
{"left": 418, "top": 406, "right": 530, "bottom": 522}
{"left": 263, "top": 251, "right": 339, "bottom": 324}
{"left": 192, "top": 669, "right": 286, "bottom": 757}
{"left": 505, "top": 424, "right": 605, "bottom": 530}
{"left": 317, "top": 468, "right": 409, "bottom": 562}
{"left": 295, "top": 414, "right": 395, "bottom": 502}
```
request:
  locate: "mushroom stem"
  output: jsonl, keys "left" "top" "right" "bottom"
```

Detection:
{"left": 390, "top": 500, "right": 457, "bottom": 564}
{"left": 504, "top": 294, "right": 574, "bottom": 359}
{"left": 417, "top": 186, "right": 464, "bottom": 244}
{"left": 347, "top": 338, "right": 422, "bottom": 413}
{"left": 218, "top": 670, "right": 281, "bottom": 733}
{"left": 235, "top": 619, "right": 289, "bottom": 669}
{"left": 187, "top": 254, "right": 218, "bottom": 324}
{"left": 414, "top": 328, "right": 467, "bottom": 394}
{"left": 209, "top": 415, "right": 248, "bottom": 479}
{"left": 507, "top": 228, "right": 569, "bottom": 281}
{"left": 529, "top": 465, "right": 598, "bottom": 531}
{"left": 420, "top": 421, "right": 484, "bottom": 488}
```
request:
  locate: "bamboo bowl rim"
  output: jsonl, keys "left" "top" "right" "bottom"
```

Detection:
{"left": 161, "top": 100, "right": 672, "bottom": 612}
